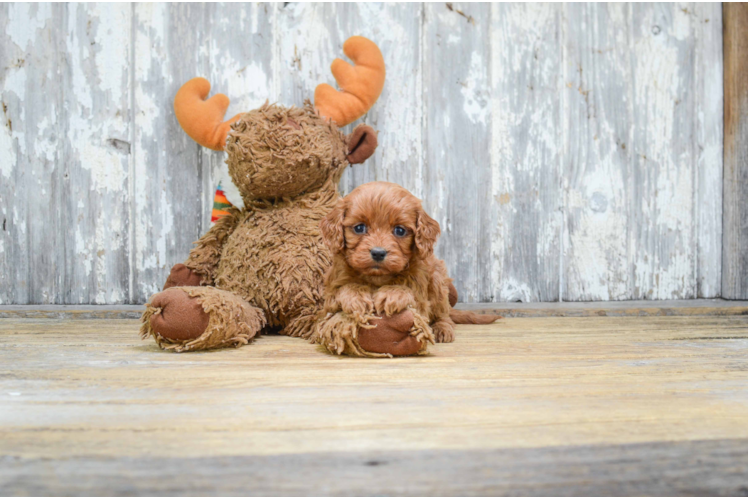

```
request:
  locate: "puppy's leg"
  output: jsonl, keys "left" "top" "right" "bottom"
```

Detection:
{"left": 372, "top": 287, "right": 437, "bottom": 348}
{"left": 335, "top": 284, "right": 375, "bottom": 322}
{"left": 373, "top": 286, "right": 416, "bottom": 316}
{"left": 431, "top": 317, "right": 456, "bottom": 343}
{"left": 314, "top": 311, "right": 386, "bottom": 357}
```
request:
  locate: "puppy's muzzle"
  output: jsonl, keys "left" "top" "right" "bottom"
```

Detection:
{"left": 370, "top": 247, "right": 387, "bottom": 262}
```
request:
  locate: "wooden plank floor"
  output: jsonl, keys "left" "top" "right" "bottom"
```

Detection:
{"left": 1, "top": 314, "right": 748, "bottom": 495}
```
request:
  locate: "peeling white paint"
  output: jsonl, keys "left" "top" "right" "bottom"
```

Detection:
{"left": 65, "top": 3, "right": 130, "bottom": 194}
{"left": 498, "top": 277, "right": 535, "bottom": 303}
{"left": 216, "top": 161, "right": 244, "bottom": 209}
{"left": 0, "top": 119, "right": 15, "bottom": 178}
{"left": 672, "top": 7, "right": 692, "bottom": 41}
{"left": 156, "top": 188, "right": 174, "bottom": 272}
{"left": 6, "top": 3, "right": 51, "bottom": 50}
{"left": 93, "top": 5, "right": 130, "bottom": 98}
{"left": 75, "top": 226, "right": 93, "bottom": 277}
{"left": 33, "top": 115, "right": 56, "bottom": 162}
{"left": 13, "top": 207, "right": 25, "bottom": 235}
{"left": 221, "top": 59, "right": 272, "bottom": 117}
{"left": 2, "top": 66, "right": 28, "bottom": 158}
{"left": 460, "top": 52, "right": 489, "bottom": 125}
{"left": 3, "top": 66, "right": 26, "bottom": 104}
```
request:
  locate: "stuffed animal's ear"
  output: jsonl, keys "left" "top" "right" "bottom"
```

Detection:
{"left": 320, "top": 198, "right": 347, "bottom": 253}
{"left": 346, "top": 125, "right": 377, "bottom": 164}
{"left": 414, "top": 208, "right": 440, "bottom": 258}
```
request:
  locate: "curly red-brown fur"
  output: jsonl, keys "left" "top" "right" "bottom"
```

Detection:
{"left": 317, "top": 182, "right": 501, "bottom": 355}
{"left": 317, "top": 182, "right": 466, "bottom": 353}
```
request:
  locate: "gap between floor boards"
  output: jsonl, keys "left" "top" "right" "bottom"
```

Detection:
{"left": 1, "top": 299, "right": 747, "bottom": 320}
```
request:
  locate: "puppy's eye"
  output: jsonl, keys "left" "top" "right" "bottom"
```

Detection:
{"left": 353, "top": 223, "right": 367, "bottom": 234}
{"left": 393, "top": 226, "right": 407, "bottom": 237}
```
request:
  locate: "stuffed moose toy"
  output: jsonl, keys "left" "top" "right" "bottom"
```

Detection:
{"left": 140, "top": 36, "right": 449, "bottom": 356}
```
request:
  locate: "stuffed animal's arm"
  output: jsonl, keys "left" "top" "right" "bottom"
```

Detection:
{"left": 183, "top": 208, "right": 241, "bottom": 285}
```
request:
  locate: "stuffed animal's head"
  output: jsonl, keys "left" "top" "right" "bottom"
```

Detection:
{"left": 224, "top": 102, "right": 375, "bottom": 200}
{"left": 173, "top": 36, "right": 384, "bottom": 202}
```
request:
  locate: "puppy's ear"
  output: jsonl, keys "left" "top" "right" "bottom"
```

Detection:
{"left": 320, "top": 198, "right": 347, "bottom": 253}
{"left": 346, "top": 125, "right": 377, "bottom": 164}
{"left": 414, "top": 208, "right": 440, "bottom": 258}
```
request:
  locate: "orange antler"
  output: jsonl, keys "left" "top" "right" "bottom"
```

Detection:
{"left": 173, "top": 78, "right": 242, "bottom": 151}
{"left": 314, "top": 36, "right": 386, "bottom": 127}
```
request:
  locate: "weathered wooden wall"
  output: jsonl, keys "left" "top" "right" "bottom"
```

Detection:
{"left": 723, "top": 3, "right": 748, "bottom": 300}
{"left": 0, "top": 3, "right": 726, "bottom": 304}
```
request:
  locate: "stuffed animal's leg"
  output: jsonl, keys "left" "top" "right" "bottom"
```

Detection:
{"left": 314, "top": 309, "right": 433, "bottom": 358}
{"left": 140, "top": 287, "right": 265, "bottom": 352}
{"left": 162, "top": 263, "right": 205, "bottom": 289}
{"left": 282, "top": 309, "right": 319, "bottom": 339}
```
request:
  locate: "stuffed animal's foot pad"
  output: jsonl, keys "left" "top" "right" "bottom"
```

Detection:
{"left": 148, "top": 288, "right": 209, "bottom": 341}
{"left": 314, "top": 310, "right": 428, "bottom": 357}
{"left": 163, "top": 263, "right": 205, "bottom": 290}
{"left": 358, "top": 310, "right": 424, "bottom": 356}
{"left": 140, "top": 286, "right": 266, "bottom": 352}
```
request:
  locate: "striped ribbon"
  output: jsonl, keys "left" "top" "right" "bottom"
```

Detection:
{"left": 211, "top": 183, "right": 234, "bottom": 222}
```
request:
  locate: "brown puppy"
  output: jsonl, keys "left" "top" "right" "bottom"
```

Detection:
{"left": 315, "top": 181, "right": 499, "bottom": 357}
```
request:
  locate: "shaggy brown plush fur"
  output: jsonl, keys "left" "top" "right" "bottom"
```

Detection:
{"left": 314, "top": 182, "right": 500, "bottom": 357}
{"left": 140, "top": 286, "right": 265, "bottom": 352}
{"left": 141, "top": 102, "right": 379, "bottom": 350}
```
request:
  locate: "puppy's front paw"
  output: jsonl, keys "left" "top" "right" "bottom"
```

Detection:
{"left": 432, "top": 320, "right": 455, "bottom": 343}
{"left": 337, "top": 287, "right": 374, "bottom": 319}
{"left": 373, "top": 287, "right": 415, "bottom": 316}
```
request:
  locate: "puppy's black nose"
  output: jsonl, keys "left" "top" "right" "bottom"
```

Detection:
{"left": 370, "top": 247, "right": 387, "bottom": 262}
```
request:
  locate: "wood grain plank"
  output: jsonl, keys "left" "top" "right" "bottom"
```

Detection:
{"left": 0, "top": 4, "right": 62, "bottom": 304}
{"left": 629, "top": 3, "right": 700, "bottom": 300}
{"left": 693, "top": 3, "right": 723, "bottom": 298}
{"left": 1, "top": 316, "right": 747, "bottom": 462}
{"left": 457, "top": 299, "right": 748, "bottom": 317}
{"left": 2, "top": 439, "right": 747, "bottom": 496}
{"left": 723, "top": 3, "right": 748, "bottom": 299}
{"left": 424, "top": 3, "right": 492, "bottom": 302}
{"left": 3, "top": 298, "right": 748, "bottom": 319}
{"left": 562, "top": 4, "right": 633, "bottom": 301}
{"left": 131, "top": 4, "right": 208, "bottom": 303}
{"left": 0, "top": 3, "right": 30, "bottom": 304}
{"left": 490, "top": 3, "right": 562, "bottom": 302}
{"left": 564, "top": 4, "right": 721, "bottom": 301}
{"left": 61, "top": 3, "right": 132, "bottom": 304}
